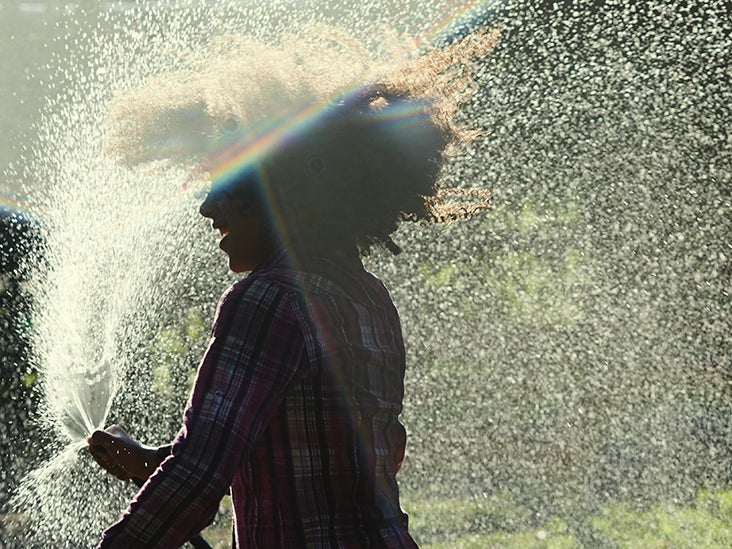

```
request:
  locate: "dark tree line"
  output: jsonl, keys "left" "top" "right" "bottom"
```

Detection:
{"left": 0, "top": 210, "right": 43, "bottom": 516}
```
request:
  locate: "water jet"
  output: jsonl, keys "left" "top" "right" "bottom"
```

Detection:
{"left": 1, "top": 1, "right": 730, "bottom": 546}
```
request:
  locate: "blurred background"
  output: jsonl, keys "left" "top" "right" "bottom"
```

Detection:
{"left": 1, "top": 0, "right": 730, "bottom": 547}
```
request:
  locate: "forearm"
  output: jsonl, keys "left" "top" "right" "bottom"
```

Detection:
{"left": 99, "top": 279, "right": 303, "bottom": 547}
{"left": 150, "top": 444, "right": 172, "bottom": 475}
{"left": 135, "top": 443, "right": 169, "bottom": 480}
{"left": 99, "top": 447, "right": 224, "bottom": 548}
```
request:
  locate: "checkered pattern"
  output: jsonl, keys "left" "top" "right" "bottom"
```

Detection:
{"left": 99, "top": 252, "right": 417, "bottom": 548}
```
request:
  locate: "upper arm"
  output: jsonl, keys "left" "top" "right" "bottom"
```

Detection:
{"left": 182, "top": 277, "right": 307, "bottom": 462}
{"left": 100, "top": 278, "right": 307, "bottom": 547}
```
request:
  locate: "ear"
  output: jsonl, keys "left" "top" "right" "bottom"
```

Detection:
{"left": 306, "top": 154, "right": 326, "bottom": 176}
{"left": 237, "top": 200, "right": 260, "bottom": 216}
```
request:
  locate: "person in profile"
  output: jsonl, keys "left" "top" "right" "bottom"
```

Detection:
{"left": 87, "top": 29, "right": 494, "bottom": 548}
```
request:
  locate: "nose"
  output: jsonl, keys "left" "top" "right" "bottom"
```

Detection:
{"left": 199, "top": 193, "right": 215, "bottom": 218}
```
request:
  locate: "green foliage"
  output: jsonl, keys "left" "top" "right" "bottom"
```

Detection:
{"left": 417, "top": 198, "right": 588, "bottom": 327}
{"left": 420, "top": 263, "right": 458, "bottom": 290}
{"left": 517, "top": 202, "right": 541, "bottom": 234}
{"left": 485, "top": 249, "right": 584, "bottom": 325}
{"left": 591, "top": 488, "right": 732, "bottom": 548}
{"left": 148, "top": 307, "right": 207, "bottom": 397}
{"left": 404, "top": 486, "right": 732, "bottom": 548}
{"left": 486, "top": 200, "right": 587, "bottom": 325}
{"left": 408, "top": 492, "right": 529, "bottom": 534}
{"left": 405, "top": 493, "right": 576, "bottom": 548}
{"left": 20, "top": 371, "right": 37, "bottom": 388}
{"left": 422, "top": 530, "right": 577, "bottom": 549}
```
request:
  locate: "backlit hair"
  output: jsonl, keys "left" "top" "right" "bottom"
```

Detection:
{"left": 104, "top": 25, "right": 497, "bottom": 254}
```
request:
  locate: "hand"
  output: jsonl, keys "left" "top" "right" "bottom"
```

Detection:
{"left": 87, "top": 425, "right": 160, "bottom": 482}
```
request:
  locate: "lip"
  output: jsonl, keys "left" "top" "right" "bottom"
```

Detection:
{"left": 212, "top": 222, "right": 230, "bottom": 237}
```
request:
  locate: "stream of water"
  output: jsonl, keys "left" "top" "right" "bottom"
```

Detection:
{"left": 1, "top": 1, "right": 729, "bottom": 546}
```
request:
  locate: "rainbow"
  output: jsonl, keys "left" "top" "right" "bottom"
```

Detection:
{"left": 202, "top": 0, "right": 497, "bottom": 189}
{"left": 3, "top": 1, "right": 497, "bottom": 220}
{"left": 420, "top": 0, "right": 498, "bottom": 46}
{"left": 0, "top": 179, "right": 45, "bottom": 218}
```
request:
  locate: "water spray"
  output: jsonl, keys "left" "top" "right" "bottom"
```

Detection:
{"left": 2, "top": 0, "right": 729, "bottom": 546}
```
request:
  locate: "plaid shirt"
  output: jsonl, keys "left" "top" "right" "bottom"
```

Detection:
{"left": 99, "top": 251, "right": 417, "bottom": 548}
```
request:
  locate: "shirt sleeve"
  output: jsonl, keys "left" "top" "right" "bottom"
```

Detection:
{"left": 98, "top": 277, "right": 308, "bottom": 548}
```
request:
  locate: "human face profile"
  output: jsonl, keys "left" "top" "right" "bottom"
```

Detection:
{"left": 199, "top": 184, "right": 272, "bottom": 272}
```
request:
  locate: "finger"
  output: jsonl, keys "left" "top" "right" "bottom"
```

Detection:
{"left": 88, "top": 430, "right": 116, "bottom": 448}
{"left": 90, "top": 432, "right": 132, "bottom": 459}
{"left": 117, "top": 471, "right": 132, "bottom": 482}
{"left": 90, "top": 447, "right": 115, "bottom": 468}
{"left": 88, "top": 442, "right": 109, "bottom": 458}
{"left": 109, "top": 463, "right": 132, "bottom": 481}
{"left": 106, "top": 425, "right": 128, "bottom": 437}
{"left": 90, "top": 453, "right": 118, "bottom": 477}
{"left": 88, "top": 448, "right": 110, "bottom": 468}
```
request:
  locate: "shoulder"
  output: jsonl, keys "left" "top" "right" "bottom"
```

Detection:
{"left": 217, "top": 260, "right": 398, "bottom": 328}
{"left": 221, "top": 273, "right": 292, "bottom": 307}
{"left": 211, "top": 273, "right": 298, "bottom": 336}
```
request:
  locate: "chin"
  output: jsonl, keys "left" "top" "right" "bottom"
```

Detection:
{"left": 227, "top": 256, "right": 254, "bottom": 273}
{"left": 228, "top": 260, "right": 247, "bottom": 273}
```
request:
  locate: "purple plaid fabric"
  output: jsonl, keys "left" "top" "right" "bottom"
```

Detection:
{"left": 99, "top": 251, "right": 417, "bottom": 548}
